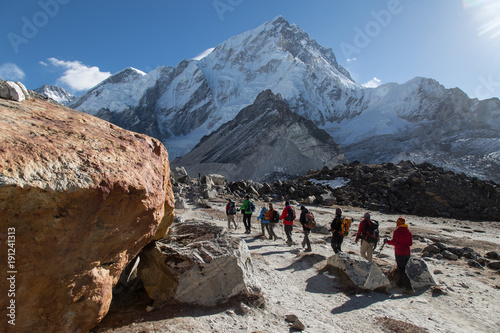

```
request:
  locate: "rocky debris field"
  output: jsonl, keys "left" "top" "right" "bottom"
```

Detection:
{"left": 176, "top": 161, "right": 499, "bottom": 222}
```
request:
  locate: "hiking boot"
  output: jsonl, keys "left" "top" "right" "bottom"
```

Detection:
{"left": 286, "top": 240, "right": 292, "bottom": 246}
{"left": 305, "top": 248, "right": 312, "bottom": 252}
{"left": 403, "top": 289, "right": 415, "bottom": 294}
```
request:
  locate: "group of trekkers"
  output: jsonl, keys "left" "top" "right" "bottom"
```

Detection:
{"left": 226, "top": 196, "right": 415, "bottom": 294}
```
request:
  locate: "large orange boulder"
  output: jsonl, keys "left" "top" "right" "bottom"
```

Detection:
{"left": 0, "top": 98, "right": 174, "bottom": 332}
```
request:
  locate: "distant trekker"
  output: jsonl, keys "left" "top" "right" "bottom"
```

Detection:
{"left": 226, "top": 199, "right": 238, "bottom": 230}
{"left": 238, "top": 196, "right": 255, "bottom": 234}
{"left": 355, "top": 213, "right": 379, "bottom": 262}
{"left": 266, "top": 203, "right": 279, "bottom": 241}
{"left": 257, "top": 205, "right": 271, "bottom": 238}
{"left": 385, "top": 217, "right": 415, "bottom": 294}
{"left": 280, "top": 201, "right": 296, "bottom": 246}
{"left": 330, "top": 208, "right": 344, "bottom": 253}
{"left": 299, "top": 206, "right": 313, "bottom": 252}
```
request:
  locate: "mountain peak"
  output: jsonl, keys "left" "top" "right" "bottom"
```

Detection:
{"left": 33, "top": 84, "right": 74, "bottom": 105}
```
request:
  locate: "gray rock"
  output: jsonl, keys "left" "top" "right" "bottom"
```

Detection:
{"left": 175, "top": 198, "right": 189, "bottom": 209}
{"left": 485, "top": 251, "right": 500, "bottom": 260}
{"left": 406, "top": 258, "right": 438, "bottom": 288}
{"left": 326, "top": 253, "right": 390, "bottom": 291}
{"left": 442, "top": 250, "right": 459, "bottom": 261}
{"left": 171, "top": 166, "right": 189, "bottom": 180}
{"left": 467, "top": 260, "right": 485, "bottom": 270}
{"left": 422, "top": 244, "right": 441, "bottom": 254}
{"left": 138, "top": 220, "right": 261, "bottom": 306}
{"left": 487, "top": 261, "right": 500, "bottom": 270}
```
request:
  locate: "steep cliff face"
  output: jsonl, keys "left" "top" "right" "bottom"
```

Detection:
{"left": 172, "top": 90, "right": 346, "bottom": 181}
{"left": 0, "top": 98, "right": 174, "bottom": 332}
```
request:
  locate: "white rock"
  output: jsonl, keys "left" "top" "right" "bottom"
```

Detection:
{"left": 6, "top": 81, "right": 26, "bottom": 101}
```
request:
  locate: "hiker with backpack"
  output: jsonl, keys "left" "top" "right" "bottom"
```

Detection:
{"left": 280, "top": 201, "right": 296, "bottom": 246}
{"left": 299, "top": 206, "right": 313, "bottom": 252}
{"left": 238, "top": 196, "right": 255, "bottom": 234}
{"left": 330, "top": 208, "right": 346, "bottom": 253}
{"left": 355, "top": 213, "right": 380, "bottom": 262}
{"left": 384, "top": 216, "right": 415, "bottom": 294}
{"left": 226, "top": 199, "right": 238, "bottom": 230}
{"left": 265, "top": 203, "right": 279, "bottom": 241}
{"left": 257, "top": 205, "right": 271, "bottom": 239}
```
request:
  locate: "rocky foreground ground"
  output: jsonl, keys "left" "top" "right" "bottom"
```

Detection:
{"left": 93, "top": 194, "right": 500, "bottom": 333}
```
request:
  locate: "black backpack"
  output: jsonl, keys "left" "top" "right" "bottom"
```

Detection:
{"left": 248, "top": 201, "right": 255, "bottom": 213}
{"left": 285, "top": 207, "right": 296, "bottom": 221}
{"left": 271, "top": 209, "right": 280, "bottom": 223}
{"left": 364, "top": 219, "right": 380, "bottom": 244}
{"left": 228, "top": 201, "right": 236, "bottom": 215}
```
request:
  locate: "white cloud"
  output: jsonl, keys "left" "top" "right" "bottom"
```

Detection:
{"left": 46, "top": 57, "right": 111, "bottom": 92}
{"left": 362, "top": 77, "right": 382, "bottom": 88}
{"left": 191, "top": 47, "right": 215, "bottom": 61}
{"left": 0, "top": 62, "right": 26, "bottom": 81}
{"left": 346, "top": 57, "right": 357, "bottom": 62}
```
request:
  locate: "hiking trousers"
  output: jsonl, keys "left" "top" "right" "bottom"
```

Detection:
{"left": 261, "top": 223, "right": 270, "bottom": 238}
{"left": 227, "top": 214, "right": 237, "bottom": 229}
{"left": 331, "top": 232, "right": 343, "bottom": 253}
{"left": 284, "top": 224, "right": 293, "bottom": 243}
{"left": 396, "top": 254, "right": 413, "bottom": 291}
{"left": 302, "top": 229, "right": 311, "bottom": 251}
{"left": 269, "top": 222, "right": 278, "bottom": 240}
{"left": 360, "top": 239, "right": 374, "bottom": 262}
{"left": 243, "top": 214, "right": 252, "bottom": 233}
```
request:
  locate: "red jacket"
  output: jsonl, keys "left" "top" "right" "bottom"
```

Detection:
{"left": 281, "top": 206, "right": 295, "bottom": 225}
{"left": 386, "top": 226, "right": 413, "bottom": 256}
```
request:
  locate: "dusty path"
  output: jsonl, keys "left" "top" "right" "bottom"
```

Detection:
{"left": 94, "top": 198, "right": 500, "bottom": 333}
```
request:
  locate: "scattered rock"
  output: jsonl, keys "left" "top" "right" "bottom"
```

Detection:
{"left": 431, "top": 286, "right": 447, "bottom": 296}
{"left": 485, "top": 251, "right": 500, "bottom": 260}
{"left": 467, "top": 260, "right": 485, "bottom": 270}
{"left": 442, "top": 250, "right": 459, "bottom": 261}
{"left": 486, "top": 262, "right": 500, "bottom": 270}
{"left": 326, "top": 253, "right": 390, "bottom": 291}
{"left": 423, "top": 244, "right": 441, "bottom": 254}
{"left": 137, "top": 220, "right": 261, "bottom": 306}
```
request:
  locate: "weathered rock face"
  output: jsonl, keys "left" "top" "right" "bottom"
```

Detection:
{"left": 0, "top": 99, "right": 174, "bottom": 332}
{"left": 326, "top": 253, "right": 390, "bottom": 291}
{"left": 138, "top": 220, "right": 261, "bottom": 306}
{"left": 406, "top": 258, "right": 437, "bottom": 288}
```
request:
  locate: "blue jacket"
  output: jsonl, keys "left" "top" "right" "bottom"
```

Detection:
{"left": 258, "top": 207, "right": 269, "bottom": 223}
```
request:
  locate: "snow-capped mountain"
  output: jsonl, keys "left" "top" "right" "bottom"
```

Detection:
{"left": 34, "top": 84, "right": 75, "bottom": 105}
{"left": 172, "top": 90, "right": 346, "bottom": 181}
{"left": 69, "top": 16, "right": 500, "bottom": 183}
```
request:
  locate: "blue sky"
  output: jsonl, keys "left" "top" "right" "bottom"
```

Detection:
{"left": 1, "top": 0, "right": 499, "bottom": 100}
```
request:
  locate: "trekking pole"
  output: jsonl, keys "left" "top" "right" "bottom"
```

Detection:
{"left": 281, "top": 222, "right": 286, "bottom": 244}
{"left": 377, "top": 239, "right": 387, "bottom": 257}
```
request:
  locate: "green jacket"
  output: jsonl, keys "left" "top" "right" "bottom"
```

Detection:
{"left": 239, "top": 199, "right": 253, "bottom": 214}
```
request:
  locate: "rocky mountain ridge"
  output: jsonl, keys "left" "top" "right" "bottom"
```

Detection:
{"left": 171, "top": 90, "right": 347, "bottom": 181}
